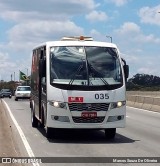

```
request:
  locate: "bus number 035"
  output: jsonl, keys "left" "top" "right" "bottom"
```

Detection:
{"left": 95, "top": 93, "right": 109, "bottom": 100}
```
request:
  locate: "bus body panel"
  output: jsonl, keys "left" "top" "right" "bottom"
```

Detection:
{"left": 47, "top": 84, "right": 125, "bottom": 103}
{"left": 46, "top": 105, "right": 126, "bottom": 129}
{"left": 46, "top": 85, "right": 126, "bottom": 129}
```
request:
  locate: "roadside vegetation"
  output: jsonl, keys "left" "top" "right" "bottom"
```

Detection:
{"left": 127, "top": 73, "right": 160, "bottom": 91}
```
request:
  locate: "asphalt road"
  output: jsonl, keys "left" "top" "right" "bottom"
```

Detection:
{"left": 1, "top": 98, "right": 160, "bottom": 166}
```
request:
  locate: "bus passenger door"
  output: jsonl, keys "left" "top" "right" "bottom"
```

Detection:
{"left": 39, "top": 47, "right": 47, "bottom": 125}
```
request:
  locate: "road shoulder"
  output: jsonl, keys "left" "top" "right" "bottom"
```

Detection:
{"left": 0, "top": 99, "right": 28, "bottom": 165}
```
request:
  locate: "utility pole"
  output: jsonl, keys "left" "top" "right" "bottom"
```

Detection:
{"left": 11, "top": 74, "right": 13, "bottom": 81}
{"left": 106, "top": 36, "right": 112, "bottom": 43}
{"left": 26, "top": 68, "right": 28, "bottom": 86}
{"left": 14, "top": 72, "right": 15, "bottom": 82}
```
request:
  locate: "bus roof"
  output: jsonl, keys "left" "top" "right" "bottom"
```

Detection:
{"left": 33, "top": 36, "right": 118, "bottom": 50}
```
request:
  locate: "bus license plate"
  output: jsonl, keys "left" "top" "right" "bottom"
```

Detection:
{"left": 81, "top": 112, "right": 97, "bottom": 118}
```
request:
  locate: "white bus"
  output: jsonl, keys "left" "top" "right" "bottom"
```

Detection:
{"left": 30, "top": 36, "right": 129, "bottom": 139}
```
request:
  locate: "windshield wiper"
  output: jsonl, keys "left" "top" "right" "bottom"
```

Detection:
{"left": 88, "top": 64, "right": 109, "bottom": 85}
{"left": 69, "top": 64, "right": 84, "bottom": 85}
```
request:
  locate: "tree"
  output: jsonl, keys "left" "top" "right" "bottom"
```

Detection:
{"left": 127, "top": 73, "right": 160, "bottom": 91}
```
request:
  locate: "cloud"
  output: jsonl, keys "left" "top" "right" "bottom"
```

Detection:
{"left": 113, "top": 21, "right": 160, "bottom": 77}
{"left": 0, "top": 0, "right": 98, "bottom": 48}
{"left": 115, "top": 22, "right": 160, "bottom": 44}
{"left": 104, "top": 0, "right": 129, "bottom": 7}
{"left": 0, "top": 52, "right": 17, "bottom": 81}
{"left": 6, "top": 20, "right": 84, "bottom": 52}
{"left": 0, "top": 1, "right": 89, "bottom": 53}
{"left": 8, "top": 21, "right": 84, "bottom": 42}
{"left": 0, "top": 50, "right": 33, "bottom": 81}
{"left": 134, "top": 34, "right": 160, "bottom": 44}
{"left": 137, "top": 67, "right": 157, "bottom": 75}
{"left": 139, "top": 5, "right": 160, "bottom": 26}
{"left": 89, "top": 29, "right": 107, "bottom": 41}
{"left": 115, "top": 22, "right": 140, "bottom": 35}
{"left": 120, "top": 52, "right": 160, "bottom": 78}
{"left": 86, "top": 10, "right": 108, "bottom": 22}
{"left": 120, "top": 53, "right": 138, "bottom": 63}
{"left": 0, "top": 11, "right": 69, "bottom": 22}
{"left": 1, "top": 19, "right": 84, "bottom": 81}
{"left": 0, "top": 0, "right": 98, "bottom": 21}
{"left": 0, "top": 53, "right": 17, "bottom": 71}
{"left": 1, "top": 0, "right": 96, "bottom": 81}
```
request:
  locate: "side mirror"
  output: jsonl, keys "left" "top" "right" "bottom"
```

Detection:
{"left": 123, "top": 64, "right": 129, "bottom": 80}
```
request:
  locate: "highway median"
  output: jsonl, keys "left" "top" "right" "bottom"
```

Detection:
{"left": 127, "top": 91, "right": 160, "bottom": 113}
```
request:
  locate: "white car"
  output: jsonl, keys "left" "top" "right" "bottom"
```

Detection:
{"left": 15, "top": 86, "right": 31, "bottom": 101}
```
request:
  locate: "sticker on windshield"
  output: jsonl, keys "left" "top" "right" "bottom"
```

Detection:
{"left": 68, "top": 97, "right": 83, "bottom": 103}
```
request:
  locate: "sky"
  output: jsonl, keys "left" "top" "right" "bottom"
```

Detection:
{"left": 0, "top": 0, "right": 160, "bottom": 81}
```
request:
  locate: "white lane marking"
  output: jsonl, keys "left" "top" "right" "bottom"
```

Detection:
{"left": 3, "top": 100, "right": 40, "bottom": 166}
{"left": 127, "top": 106, "right": 160, "bottom": 115}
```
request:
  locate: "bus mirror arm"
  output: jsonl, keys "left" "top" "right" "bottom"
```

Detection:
{"left": 123, "top": 64, "right": 129, "bottom": 80}
{"left": 121, "top": 58, "right": 129, "bottom": 81}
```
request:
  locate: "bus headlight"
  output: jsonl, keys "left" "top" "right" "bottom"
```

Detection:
{"left": 110, "top": 101, "right": 126, "bottom": 109}
{"left": 48, "top": 101, "right": 67, "bottom": 109}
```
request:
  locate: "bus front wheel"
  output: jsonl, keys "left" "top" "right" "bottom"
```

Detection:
{"left": 105, "top": 128, "right": 116, "bottom": 139}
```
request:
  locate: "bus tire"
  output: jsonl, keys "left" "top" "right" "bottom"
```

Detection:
{"left": 41, "top": 104, "right": 47, "bottom": 128}
{"left": 40, "top": 109, "right": 45, "bottom": 128}
{"left": 31, "top": 108, "right": 38, "bottom": 128}
{"left": 15, "top": 98, "right": 18, "bottom": 101}
{"left": 105, "top": 128, "right": 116, "bottom": 139}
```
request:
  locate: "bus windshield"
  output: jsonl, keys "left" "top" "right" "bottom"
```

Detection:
{"left": 50, "top": 46, "right": 123, "bottom": 90}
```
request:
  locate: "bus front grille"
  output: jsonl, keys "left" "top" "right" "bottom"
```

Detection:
{"left": 72, "top": 116, "right": 105, "bottom": 123}
{"left": 68, "top": 103, "right": 109, "bottom": 112}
